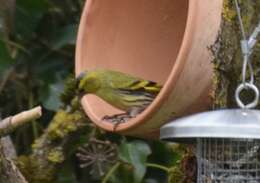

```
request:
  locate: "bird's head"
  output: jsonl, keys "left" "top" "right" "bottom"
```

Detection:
{"left": 76, "top": 70, "right": 100, "bottom": 97}
{"left": 76, "top": 71, "right": 87, "bottom": 97}
{"left": 76, "top": 71, "right": 87, "bottom": 86}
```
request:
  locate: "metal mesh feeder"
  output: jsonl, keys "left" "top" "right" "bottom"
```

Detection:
{"left": 160, "top": 109, "right": 260, "bottom": 183}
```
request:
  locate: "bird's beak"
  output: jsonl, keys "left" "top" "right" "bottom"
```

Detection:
{"left": 78, "top": 89, "right": 86, "bottom": 99}
{"left": 76, "top": 71, "right": 88, "bottom": 99}
{"left": 76, "top": 71, "right": 87, "bottom": 83}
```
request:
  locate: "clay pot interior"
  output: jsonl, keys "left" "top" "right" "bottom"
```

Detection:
{"left": 76, "top": 0, "right": 189, "bottom": 130}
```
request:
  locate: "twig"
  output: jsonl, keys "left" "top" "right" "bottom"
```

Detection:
{"left": 0, "top": 38, "right": 30, "bottom": 55}
{"left": 0, "top": 106, "right": 42, "bottom": 137}
{"left": 0, "top": 136, "right": 28, "bottom": 183}
{"left": 15, "top": 110, "right": 88, "bottom": 182}
{"left": 0, "top": 66, "right": 15, "bottom": 95}
{"left": 102, "top": 162, "right": 121, "bottom": 183}
{"left": 146, "top": 163, "right": 170, "bottom": 173}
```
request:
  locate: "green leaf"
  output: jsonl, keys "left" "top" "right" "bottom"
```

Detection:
{"left": 17, "top": 0, "right": 48, "bottom": 14}
{"left": 143, "top": 179, "right": 159, "bottom": 183}
{"left": 0, "top": 40, "right": 13, "bottom": 73}
{"left": 43, "top": 80, "right": 64, "bottom": 111}
{"left": 15, "top": 0, "right": 48, "bottom": 40}
{"left": 149, "top": 141, "right": 180, "bottom": 166}
{"left": 57, "top": 159, "right": 79, "bottom": 183}
{"left": 51, "top": 24, "right": 77, "bottom": 50}
{"left": 119, "top": 140, "right": 151, "bottom": 183}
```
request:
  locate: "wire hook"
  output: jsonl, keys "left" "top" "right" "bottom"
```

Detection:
{"left": 234, "top": 0, "right": 260, "bottom": 108}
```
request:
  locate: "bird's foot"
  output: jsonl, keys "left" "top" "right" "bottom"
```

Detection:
{"left": 102, "top": 113, "right": 133, "bottom": 131}
{"left": 102, "top": 113, "right": 132, "bottom": 123}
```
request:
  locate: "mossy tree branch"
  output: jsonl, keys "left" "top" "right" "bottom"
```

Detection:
{"left": 0, "top": 137, "right": 27, "bottom": 183}
{"left": 16, "top": 110, "right": 90, "bottom": 183}
{"left": 0, "top": 106, "right": 42, "bottom": 183}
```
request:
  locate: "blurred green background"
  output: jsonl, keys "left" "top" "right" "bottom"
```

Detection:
{"left": 0, "top": 1, "right": 182, "bottom": 182}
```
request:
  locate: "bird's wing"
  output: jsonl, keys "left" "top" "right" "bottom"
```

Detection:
{"left": 117, "top": 82, "right": 160, "bottom": 98}
{"left": 96, "top": 70, "right": 162, "bottom": 111}
{"left": 123, "top": 79, "right": 162, "bottom": 94}
{"left": 102, "top": 70, "right": 161, "bottom": 93}
{"left": 114, "top": 80, "right": 161, "bottom": 110}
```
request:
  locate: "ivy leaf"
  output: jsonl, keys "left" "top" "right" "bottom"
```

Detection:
{"left": 119, "top": 140, "right": 151, "bottom": 183}
{"left": 43, "top": 80, "right": 64, "bottom": 111}
{"left": 57, "top": 160, "right": 79, "bottom": 183}
{"left": 15, "top": 0, "right": 48, "bottom": 40}
{"left": 51, "top": 24, "right": 77, "bottom": 50}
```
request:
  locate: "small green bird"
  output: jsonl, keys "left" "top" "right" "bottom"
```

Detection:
{"left": 76, "top": 69, "right": 162, "bottom": 126}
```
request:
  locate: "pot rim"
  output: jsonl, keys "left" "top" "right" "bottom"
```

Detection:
{"left": 75, "top": 0, "right": 198, "bottom": 133}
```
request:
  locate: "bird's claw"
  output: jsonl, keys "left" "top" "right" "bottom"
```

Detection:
{"left": 102, "top": 113, "right": 133, "bottom": 131}
{"left": 102, "top": 113, "right": 131, "bottom": 123}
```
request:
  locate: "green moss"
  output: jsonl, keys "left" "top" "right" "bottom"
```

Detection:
{"left": 60, "top": 75, "right": 78, "bottom": 107}
{"left": 16, "top": 110, "right": 88, "bottom": 183}
{"left": 16, "top": 156, "right": 33, "bottom": 182}
{"left": 47, "top": 147, "right": 64, "bottom": 163}
{"left": 223, "top": 0, "right": 236, "bottom": 22}
{"left": 70, "top": 96, "right": 81, "bottom": 111}
{"left": 168, "top": 166, "right": 184, "bottom": 183}
{"left": 17, "top": 156, "right": 56, "bottom": 183}
{"left": 47, "top": 110, "right": 84, "bottom": 140}
{"left": 212, "top": 0, "right": 260, "bottom": 109}
{"left": 31, "top": 138, "right": 43, "bottom": 150}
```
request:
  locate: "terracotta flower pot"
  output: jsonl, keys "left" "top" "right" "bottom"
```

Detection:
{"left": 76, "top": 0, "right": 223, "bottom": 138}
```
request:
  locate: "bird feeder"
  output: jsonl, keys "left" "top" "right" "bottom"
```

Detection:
{"left": 161, "top": 2, "right": 260, "bottom": 181}
{"left": 161, "top": 109, "right": 260, "bottom": 182}
{"left": 75, "top": 0, "right": 223, "bottom": 138}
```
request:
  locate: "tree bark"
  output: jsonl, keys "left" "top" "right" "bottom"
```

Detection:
{"left": 0, "top": 107, "right": 42, "bottom": 183}
{"left": 180, "top": 1, "right": 260, "bottom": 182}
{"left": 16, "top": 110, "right": 89, "bottom": 183}
{"left": 213, "top": 0, "right": 260, "bottom": 109}
{"left": 0, "top": 136, "right": 28, "bottom": 183}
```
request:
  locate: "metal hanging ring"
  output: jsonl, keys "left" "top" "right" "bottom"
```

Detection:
{"left": 235, "top": 82, "right": 259, "bottom": 109}
{"left": 234, "top": 0, "right": 260, "bottom": 109}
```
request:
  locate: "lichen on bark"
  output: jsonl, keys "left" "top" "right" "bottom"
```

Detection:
{"left": 212, "top": 0, "right": 260, "bottom": 109}
{"left": 176, "top": 1, "right": 260, "bottom": 182}
{"left": 16, "top": 110, "right": 89, "bottom": 183}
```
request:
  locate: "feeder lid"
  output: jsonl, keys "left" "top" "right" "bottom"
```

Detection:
{"left": 160, "top": 109, "right": 260, "bottom": 144}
